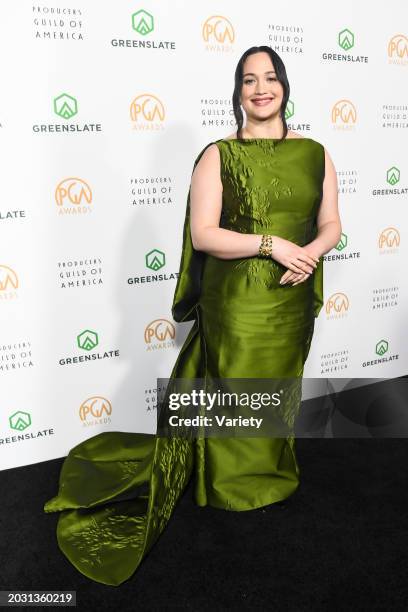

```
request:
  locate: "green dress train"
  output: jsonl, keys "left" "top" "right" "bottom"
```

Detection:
{"left": 44, "top": 137, "right": 325, "bottom": 586}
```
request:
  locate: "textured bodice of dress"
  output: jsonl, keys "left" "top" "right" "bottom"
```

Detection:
{"left": 197, "top": 137, "right": 325, "bottom": 322}
{"left": 218, "top": 138, "right": 324, "bottom": 240}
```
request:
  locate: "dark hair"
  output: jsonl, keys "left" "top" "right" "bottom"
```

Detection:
{"left": 232, "top": 46, "right": 290, "bottom": 143}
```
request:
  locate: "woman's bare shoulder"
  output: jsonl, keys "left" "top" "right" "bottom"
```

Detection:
{"left": 193, "top": 142, "right": 221, "bottom": 177}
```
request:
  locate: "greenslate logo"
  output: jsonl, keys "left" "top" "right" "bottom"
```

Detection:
{"left": 375, "top": 339, "right": 389, "bottom": 356}
{"left": 335, "top": 233, "right": 348, "bottom": 251}
{"left": 338, "top": 29, "right": 354, "bottom": 51}
{"left": 9, "top": 411, "right": 31, "bottom": 431}
{"left": 132, "top": 9, "right": 154, "bottom": 35}
{"left": 285, "top": 100, "right": 294, "bottom": 120}
{"left": 386, "top": 166, "right": 400, "bottom": 185}
{"left": 54, "top": 93, "right": 78, "bottom": 120}
{"left": 77, "top": 329, "right": 99, "bottom": 351}
{"left": 146, "top": 249, "right": 165, "bottom": 271}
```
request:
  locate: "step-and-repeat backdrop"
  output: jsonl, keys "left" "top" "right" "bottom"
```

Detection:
{"left": 1, "top": 1, "right": 407, "bottom": 469}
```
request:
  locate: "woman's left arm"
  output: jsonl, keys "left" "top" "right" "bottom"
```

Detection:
{"left": 280, "top": 146, "right": 342, "bottom": 285}
{"left": 306, "top": 146, "right": 342, "bottom": 258}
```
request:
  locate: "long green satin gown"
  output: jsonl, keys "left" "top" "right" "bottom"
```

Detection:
{"left": 44, "top": 136, "right": 325, "bottom": 586}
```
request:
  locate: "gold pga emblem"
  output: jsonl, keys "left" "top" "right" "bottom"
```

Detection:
{"left": 144, "top": 319, "right": 175, "bottom": 343}
{"left": 55, "top": 178, "right": 92, "bottom": 207}
{"left": 130, "top": 93, "right": 165, "bottom": 123}
{"left": 379, "top": 227, "right": 400, "bottom": 249}
{"left": 202, "top": 15, "right": 235, "bottom": 44}
{"left": 79, "top": 396, "right": 112, "bottom": 421}
{"left": 331, "top": 100, "right": 357, "bottom": 124}
{"left": 325, "top": 292, "right": 349, "bottom": 315}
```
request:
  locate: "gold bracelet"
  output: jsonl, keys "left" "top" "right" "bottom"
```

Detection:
{"left": 258, "top": 234, "right": 273, "bottom": 258}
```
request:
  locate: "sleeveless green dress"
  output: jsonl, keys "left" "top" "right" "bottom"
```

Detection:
{"left": 44, "top": 137, "right": 325, "bottom": 586}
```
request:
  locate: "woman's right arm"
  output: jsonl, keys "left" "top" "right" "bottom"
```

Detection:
{"left": 189, "top": 144, "right": 319, "bottom": 274}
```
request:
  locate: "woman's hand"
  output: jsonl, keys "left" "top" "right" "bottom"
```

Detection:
{"left": 270, "top": 236, "right": 320, "bottom": 275}
{"left": 280, "top": 270, "right": 310, "bottom": 286}
{"left": 279, "top": 244, "right": 321, "bottom": 286}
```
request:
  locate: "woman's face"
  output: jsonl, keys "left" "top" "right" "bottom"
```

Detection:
{"left": 240, "top": 52, "right": 284, "bottom": 121}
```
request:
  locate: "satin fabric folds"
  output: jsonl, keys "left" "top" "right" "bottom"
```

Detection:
{"left": 44, "top": 137, "right": 325, "bottom": 586}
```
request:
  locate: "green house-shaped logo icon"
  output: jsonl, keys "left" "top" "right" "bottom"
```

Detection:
{"left": 285, "top": 100, "right": 294, "bottom": 120}
{"left": 146, "top": 249, "right": 165, "bottom": 271}
{"left": 335, "top": 233, "right": 348, "bottom": 251}
{"left": 338, "top": 29, "right": 354, "bottom": 51}
{"left": 132, "top": 9, "right": 154, "bottom": 35}
{"left": 375, "top": 339, "right": 389, "bottom": 356}
{"left": 77, "top": 329, "right": 99, "bottom": 351}
{"left": 386, "top": 166, "right": 400, "bottom": 186}
{"left": 9, "top": 411, "right": 32, "bottom": 431}
{"left": 54, "top": 93, "right": 78, "bottom": 120}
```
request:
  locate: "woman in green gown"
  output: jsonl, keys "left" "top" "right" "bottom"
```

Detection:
{"left": 44, "top": 46, "right": 341, "bottom": 586}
